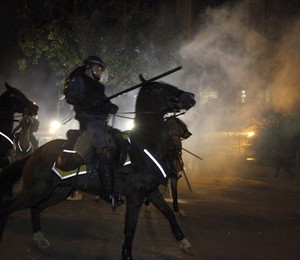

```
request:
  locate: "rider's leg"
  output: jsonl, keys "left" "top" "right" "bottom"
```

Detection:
{"left": 97, "top": 147, "right": 124, "bottom": 206}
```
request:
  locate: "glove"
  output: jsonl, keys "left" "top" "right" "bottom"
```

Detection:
{"left": 91, "top": 99, "right": 101, "bottom": 106}
{"left": 106, "top": 103, "right": 118, "bottom": 114}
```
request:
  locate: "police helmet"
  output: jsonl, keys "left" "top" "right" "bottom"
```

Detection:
{"left": 84, "top": 56, "right": 106, "bottom": 71}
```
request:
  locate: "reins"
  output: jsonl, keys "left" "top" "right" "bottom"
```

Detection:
{"left": 114, "top": 111, "right": 160, "bottom": 120}
{"left": 0, "top": 112, "right": 22, "bottom": 123}
{"left": 61, "top": 110, "right": 162, "bottom": 124}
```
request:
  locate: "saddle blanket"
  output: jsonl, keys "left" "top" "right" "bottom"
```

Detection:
{"left": 52, "top": 158, "right": 132, "bottom": 180}
{"left": 52, "top": 162, "right": 88, "bottom": 180}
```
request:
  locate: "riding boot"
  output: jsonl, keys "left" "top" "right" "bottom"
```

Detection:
{"left": 98, "top": 147, "right": 124, "bottom": 206}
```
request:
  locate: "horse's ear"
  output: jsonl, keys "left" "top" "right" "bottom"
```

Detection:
{"left": 5, "top": 82, "right": 12, "bottom": 90}
{"left": 139, "top": 74, "right": 146, "bottom": 83}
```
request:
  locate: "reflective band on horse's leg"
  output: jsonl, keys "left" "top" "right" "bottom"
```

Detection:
{"left": 17, "top": 140, "right": 32, "bottom": 152}
{"left": 143, "top": 149, "right": 167, "bottom": 178}
{"left": 62, "top": 149, "right": 77, "bottom": 153}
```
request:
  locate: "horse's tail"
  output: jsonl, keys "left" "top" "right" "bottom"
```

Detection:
{"left": 0, "top": 156, "right": 30, "bottom": 200}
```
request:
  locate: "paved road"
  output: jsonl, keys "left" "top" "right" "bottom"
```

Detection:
{"left": 0, "top": 164, "right": 299, "bottom": 260}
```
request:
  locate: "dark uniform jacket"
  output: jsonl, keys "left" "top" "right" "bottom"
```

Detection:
{"left": 64, "top": 66, "right": 117, "bottom": 128}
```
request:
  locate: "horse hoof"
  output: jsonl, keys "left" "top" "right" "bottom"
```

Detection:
{"left": 33, "top": 231, "right": 50, "bottom": 250}
{"left": 122, "top": 253, "right": 133, "bottom": 260}
{"left": 122, "top": 257, "right": 134, "bottom": 260}
{"left": 175, "top": 209, "right": 187, "bottom": 217}
{"left": 179, "top": 238, "right": 193, "bottom": 255}
{"left": 122, "top": 245, "right": 133, "bottom": 260}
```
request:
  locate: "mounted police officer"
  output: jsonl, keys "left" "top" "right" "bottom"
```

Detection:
{"left": 144, "top": 116, "right": 192, "bottom": 215}
{"left": 64, "top": 55, "right": 124, "bottom": 206}
{"left": 13, "top": 116, "right": 40, "bottom": 150}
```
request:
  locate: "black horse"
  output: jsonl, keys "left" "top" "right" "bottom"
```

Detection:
{"left": 0, "top": 81, "right": 195, "bottom": 259}
{"left": 12, "top": 114, "right": 40, "bottom": 160}
{"left": 0, "top": 83, "right": 39, "bottom": 168}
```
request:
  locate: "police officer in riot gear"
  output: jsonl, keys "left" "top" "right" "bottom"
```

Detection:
{"left": 64, "top": 55, "right": 124, "bottom": 206}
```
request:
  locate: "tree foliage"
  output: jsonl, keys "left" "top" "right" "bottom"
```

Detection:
{"left": 18, "top": 0, "right": 178, "bottom": 86}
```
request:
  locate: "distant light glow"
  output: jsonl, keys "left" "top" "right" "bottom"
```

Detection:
{"left": 126, "top": 121, "right": 134, "bottom": 130}
{"left": 49, "top": 120, "right": 61, "bottom": 134}
{"left": 247, "top": 131, "right": 255, "bottom": 137}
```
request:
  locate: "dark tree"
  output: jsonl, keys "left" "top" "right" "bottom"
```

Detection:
{"left": 17, "top": 0, "right": 179, "bottom": 86}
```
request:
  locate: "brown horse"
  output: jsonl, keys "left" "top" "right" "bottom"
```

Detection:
{"left": 0, "top": 81, "right": 195, "bottom": 260}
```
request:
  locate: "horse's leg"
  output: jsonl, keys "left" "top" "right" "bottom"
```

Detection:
{"left": 0, "top": 199, "right": 14, "bottom": 242}
{"left": 0, "top": 181, "right": 72, "bottom": 247}
{"left": 122, "top": 192, "right": 145, "bottom": 260}
{"left": 148, "top": 189, "right": 193, "bottom": 255}
{"left": 0, "top": 190, "right": 33, "bottom": 242}
{"left": 170, "top": 177, "right": 179, "bottom": 212}
{"left": 0, "top": 158, "right": 9, "bottom": 168}
{"left": 30, "top": 184, "right": 73, "bottom": 250}
{"left": 0, "top": 157, "right": 29, "bottom": 201}
{"left": 170, "top": 177, "right": 187, "bottom": 216}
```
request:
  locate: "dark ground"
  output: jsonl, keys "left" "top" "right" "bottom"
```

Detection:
{"left": 0, "top": 163, "right": 299, "bottom": 260}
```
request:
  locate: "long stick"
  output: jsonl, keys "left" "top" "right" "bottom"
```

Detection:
{"left": 182, "top": 167, "right": 192, "bottom": 191}
{"left": 182, "top": 148, "right": 204, "bottom": 160}
{"left": 107, "top": 66, "right": 182, "bottom": 101}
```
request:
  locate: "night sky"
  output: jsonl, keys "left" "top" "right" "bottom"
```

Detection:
{"left": 0, "top": 0, "right": 22, "bottom": 73}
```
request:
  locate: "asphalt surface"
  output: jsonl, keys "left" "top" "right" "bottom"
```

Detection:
{"left": 0, "top": 163, "right": 299, "bottom": 260}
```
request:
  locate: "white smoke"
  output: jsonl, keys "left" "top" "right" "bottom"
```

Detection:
{"left": 165, "top": 2, "right": 300, "bottom": 177}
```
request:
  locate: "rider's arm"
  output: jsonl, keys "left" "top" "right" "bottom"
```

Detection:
{"left": 64, "top": 76, "right": 90, "bottom": 106}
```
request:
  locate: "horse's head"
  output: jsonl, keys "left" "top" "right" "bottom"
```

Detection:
{"left": 4, "top": 82, "right": 39, "bottom": 116}
{"left": 166, "top": 116, "right": 192, "bottom": 140}
{"left": 137, "top": 81, "right": 196, "bottom": 115}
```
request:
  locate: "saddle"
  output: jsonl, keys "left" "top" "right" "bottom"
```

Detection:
{"left": 53, "top": 129, "right": 130, "bottom": 180}
{"left": 55, "top": 130, "right": 83, "bottom": 172}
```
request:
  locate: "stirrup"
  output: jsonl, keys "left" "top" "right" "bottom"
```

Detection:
{"left": 103, "top": 194, "right": 125, "bottom": 206}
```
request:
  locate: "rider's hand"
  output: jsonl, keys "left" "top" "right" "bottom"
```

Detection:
{"left": 106, "top": 103, "right": 118, "bottom": 114}
{"left": 92, "top": 99, "right": 100, "bottom": 106}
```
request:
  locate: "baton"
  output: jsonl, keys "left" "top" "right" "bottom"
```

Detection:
{"left": 182, "top": 167, "right": 192, "bottom": 191}
{"left": 182, "top": 148, "right": 203, "bottom": 160}
{"left": 107, "top": 66, "right": 182, "bottom": 101}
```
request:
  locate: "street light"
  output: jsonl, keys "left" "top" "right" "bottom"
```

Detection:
{"left": 247, "top": 131, "right": 255, "bottom": 137}
{"left": 49, "top": 120, "right": 61, "bottom": 134}
{"left": 126, "top": 120, "right": 134, "bottom": 130}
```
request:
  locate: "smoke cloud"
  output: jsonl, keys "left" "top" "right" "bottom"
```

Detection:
{"left": 164, "top": 2, "right": 300, "bottom": 177}
{"left": 270, "top": 20, "right": 300, "bottom": 112}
